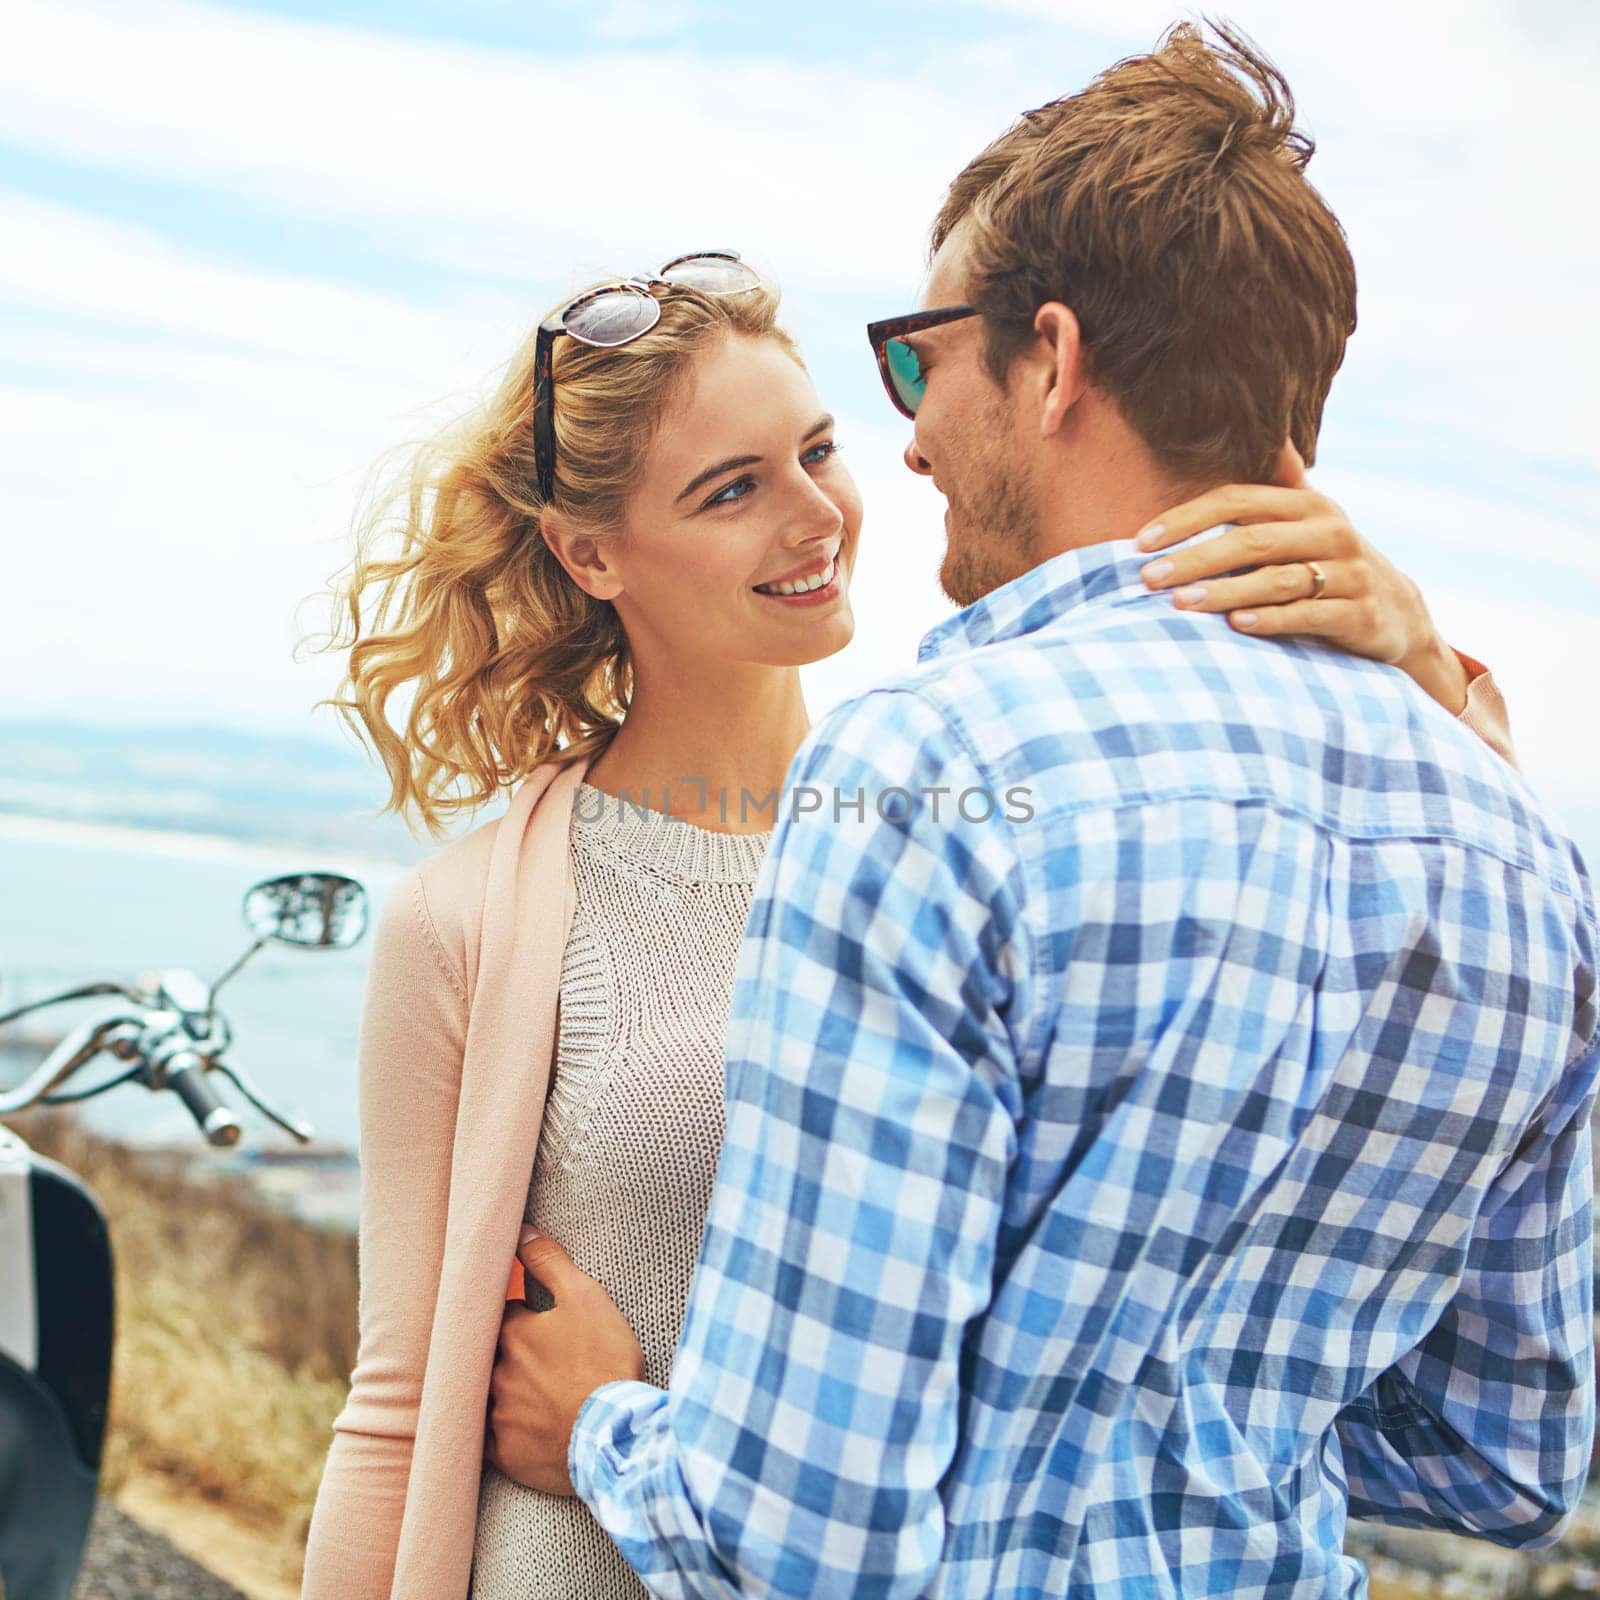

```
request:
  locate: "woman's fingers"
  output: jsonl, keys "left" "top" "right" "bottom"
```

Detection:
{"left": 1169, "top": 566, "right": 1401, "bottom": 659}
{"left": 1140, "top": 518, "right": 1359, "bottom": 591}
{"left": 1229, "top": 594, "right": 1401, "bottom": 662}
{"left": 1135, "top": 457, "right": 1442, "bottom": 676}
{"left": 1228, "top": 599, "right": 1346, "bottom": 641}
{"left": 1164, "top": 560, "right": 1349, "bottom": 615}
{"left": 1136, "top": 485, "right": 1335, "bottom": 552}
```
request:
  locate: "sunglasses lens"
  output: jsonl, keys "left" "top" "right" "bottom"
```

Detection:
{"left": 565, "top": 289, "right": 660, "bottom": 347}
{"left": 884, "top": 337, "right": 925, "bottom": 414}
{"left": 659, "top": 255, "right": 761, "bottom": 295}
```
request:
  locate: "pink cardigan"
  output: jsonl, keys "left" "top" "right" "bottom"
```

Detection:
{"left": 300, "top": 667, "right": 1513, "bottom": 1600}
{"left": 302, "top": 753, "right": 594, "bottom": 1600}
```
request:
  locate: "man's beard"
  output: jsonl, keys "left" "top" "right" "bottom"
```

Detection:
{"left": 937, "top": 450, "right": 1041, "bottom": 610}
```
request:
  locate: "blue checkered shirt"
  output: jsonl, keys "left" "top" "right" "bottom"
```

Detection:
{"left": 569, "top": 535, "right": 1599, "bottom": 1598}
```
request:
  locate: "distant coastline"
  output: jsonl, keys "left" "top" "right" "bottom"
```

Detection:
{"left": 0, "top": 807, "right": 412, "bottom": 873}
{"left": 0, "top": 718, "right": 481, "bottom": 865}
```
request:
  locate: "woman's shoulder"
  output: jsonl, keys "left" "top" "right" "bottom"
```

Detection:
{"left": 390, "top": 759, "right": 581, "bottom": 985}
{"left": 412, "top": 806, "right": 503, "bottom": 930}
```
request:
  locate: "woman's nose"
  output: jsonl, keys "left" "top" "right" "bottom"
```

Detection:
{"left": 903, "top": 437, "right": 933, "bottom": 475}
{"left": 786, "top": 479, "right": 846, "bottom": 542}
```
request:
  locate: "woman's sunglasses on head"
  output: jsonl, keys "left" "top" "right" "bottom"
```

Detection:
{"left": 866, "top": 304, "right": 979, "bottom": 419}
{"left": 533, "top": 250, "right": 763, "bottom": 502}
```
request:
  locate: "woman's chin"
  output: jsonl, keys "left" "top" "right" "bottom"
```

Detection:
{"left": 799, "top": 619, "right": 855, "bottom": 667}
{"left": 748, "top": 608, "right": 856, "bottom": 668}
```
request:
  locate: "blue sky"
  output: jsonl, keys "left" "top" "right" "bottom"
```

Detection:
{"left": 3, "top": 0, "right": 1596, "bottom": 842}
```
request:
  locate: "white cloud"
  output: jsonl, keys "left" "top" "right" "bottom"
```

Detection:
{"left": 0, "top": 191, "right": 489, "bottom": 384}
{"left": 8, "top": 0, "right": 1595, "bottom": 457}
{"left": 0, "top": 0, "right": 994, "bottom": 295}
{"left": 1314, "top": 463, "right": 1600, "bottom": 594}
{"left": 1, "top": 0, "right": 1594, "bottom": 841}
{"left": 1417, "top": 586, "right": 1592, "bottom": 823}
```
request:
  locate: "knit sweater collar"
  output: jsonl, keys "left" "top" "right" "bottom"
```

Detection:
{"left": 571, "top": 782, "right": 771, "bottom": 885}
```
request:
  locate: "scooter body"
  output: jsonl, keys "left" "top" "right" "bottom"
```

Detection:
{"left": 0, "top": 1132, "right": 113, "bottom": 1600}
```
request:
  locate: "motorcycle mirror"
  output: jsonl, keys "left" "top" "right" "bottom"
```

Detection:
{"left": 241, "top": 873, "right": 369, "bottom": 951}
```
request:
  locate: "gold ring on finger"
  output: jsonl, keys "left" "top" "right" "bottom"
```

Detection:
{"left": 1303, "top": 560, "right": 1327, "bottom": 600}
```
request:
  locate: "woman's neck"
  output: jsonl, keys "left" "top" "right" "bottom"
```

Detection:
{"left": 583, "top": 660, "right": 811, "bottom": 834}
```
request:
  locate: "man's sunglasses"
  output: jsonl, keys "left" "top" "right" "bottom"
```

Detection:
{"left": 533, "top": 250, "right": 762, "bottom": 502}
{"left": 865, "top": 304, "right": 979, "bottom": 419}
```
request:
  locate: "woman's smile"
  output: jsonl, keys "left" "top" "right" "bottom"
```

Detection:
{"left": 752, "top": 550, "right": 845, "bottom": 606}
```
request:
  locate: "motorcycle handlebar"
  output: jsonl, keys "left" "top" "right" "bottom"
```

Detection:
{"left": 0, "top": 1016, "right": 140, "bottom": 1116}
{"left": 0, "top": 979, "right": 149, "bottom": 1029}
{"left": 165, "top": 1057, "right": 242, "bottom": 1148}
{"left": 1, "top": 999, "right": 304, "bottom": 1148}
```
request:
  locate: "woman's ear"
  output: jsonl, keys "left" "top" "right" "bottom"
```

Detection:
{"left": 1032, "top": 302, "right": 1088, "bottom": 440}
{"left": 541, "top": 511, "right": 623, "bottom": 602}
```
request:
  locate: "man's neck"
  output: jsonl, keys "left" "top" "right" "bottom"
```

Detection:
{"left": 1030, "top": 403, "right": 1215, "bottom": 565}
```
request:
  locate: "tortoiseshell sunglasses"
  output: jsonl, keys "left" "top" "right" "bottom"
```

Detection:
{"left": 533, "top": 250, "right": 762, "bottom": 502}
{"left": 865, "top": 304, "right": 979, "bottom": 419}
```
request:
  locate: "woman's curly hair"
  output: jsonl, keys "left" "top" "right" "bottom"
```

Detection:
{"left": 303, "top": 274, "right": 795, "bottom": 839}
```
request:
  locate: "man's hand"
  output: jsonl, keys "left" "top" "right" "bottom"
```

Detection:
{"left": 486, "top": 1227, "right": 648, "bottom": 1496}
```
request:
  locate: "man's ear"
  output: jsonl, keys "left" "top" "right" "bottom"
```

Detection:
{"left": 1031, "top": 302, "right": 1089, "bottom": 440}
{"left": 1271, "top": 439, "right": 1311, "bottom": 489}
{"left": 541, "top": 511, "right": 623, "bottom": 602}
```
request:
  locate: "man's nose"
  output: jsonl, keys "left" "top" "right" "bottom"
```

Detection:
{"left": 903, "top": 437, "right": 933, "bottom": 476}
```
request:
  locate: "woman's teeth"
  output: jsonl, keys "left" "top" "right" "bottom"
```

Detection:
{"left": 755, "top": 557, "right": 836, "bottom": 597}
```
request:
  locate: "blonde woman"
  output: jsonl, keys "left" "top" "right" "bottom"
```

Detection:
{"left": 299, "top": 255, "right": 1514, "bottom": 1599}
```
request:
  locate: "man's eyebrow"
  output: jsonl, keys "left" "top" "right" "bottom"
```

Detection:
{"left": 901, "top": 321, "right": 948, "bottom": 355}
{"left": 676, "top": 414, "right": 836, "bottom": 504}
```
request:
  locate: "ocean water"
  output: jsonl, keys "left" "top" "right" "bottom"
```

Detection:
{"left": 0, "top": 816, "right": 407, "bottom": 1151}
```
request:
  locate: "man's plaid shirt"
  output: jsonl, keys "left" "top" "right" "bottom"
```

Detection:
{"left": 569, "top": 536, "right": 1599, "bottom": 1598}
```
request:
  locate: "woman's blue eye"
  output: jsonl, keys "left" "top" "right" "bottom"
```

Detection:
{"left": 703, "top": 441, "right": 840, "bottom": 509}
{"left": 706, "top": 476, "right": 754, "bottom": 507}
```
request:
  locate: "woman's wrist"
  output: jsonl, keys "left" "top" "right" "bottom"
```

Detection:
{"left": 1398, "top": 632, "right": 1471, "bottom": 716}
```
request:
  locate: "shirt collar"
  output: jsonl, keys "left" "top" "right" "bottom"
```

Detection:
{"left": 916, "top": 530, "right": 1223, "bottom": 664}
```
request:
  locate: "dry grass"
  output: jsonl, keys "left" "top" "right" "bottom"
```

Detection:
{"left": 13, "top": 1111, "right": 356, "bottom": 1586}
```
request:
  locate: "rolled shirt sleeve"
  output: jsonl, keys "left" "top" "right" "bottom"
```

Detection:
{"left": 1335, "top": 1041, "right": 1598, "bottom": 1546}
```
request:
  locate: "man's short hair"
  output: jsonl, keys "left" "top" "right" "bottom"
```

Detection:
{"left": 933, "top": 21, "right": 1357, "bottom": 483}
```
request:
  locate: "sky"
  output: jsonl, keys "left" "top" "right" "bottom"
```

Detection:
{"left": 3, "top": 0, "right": 1597, "bottom": 846}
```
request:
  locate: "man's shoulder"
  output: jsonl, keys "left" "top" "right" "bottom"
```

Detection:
{"left": 854, "top": 601, "right": 1584, "bottom": 891}
{"left": 797, "top": 674, "right": 981, "bottom": 784}
{"left": 811, "top": 602, "right": 1225, "bottom": 784}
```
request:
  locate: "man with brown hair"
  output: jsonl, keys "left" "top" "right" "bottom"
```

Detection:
{"left": 490, "top": 24, "right": 1599, "bottom": 1597}
{"left": 907, "top": 23, "right": 1357, "bottom": 607}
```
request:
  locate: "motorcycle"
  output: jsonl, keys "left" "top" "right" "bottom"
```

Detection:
{"left": 0, "top": 870, "right": 369, "bottom": 1600}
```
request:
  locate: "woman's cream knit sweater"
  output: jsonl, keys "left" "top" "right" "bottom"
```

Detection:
{"left": 470, "top": 783, "right": 772, "bottom": 1599}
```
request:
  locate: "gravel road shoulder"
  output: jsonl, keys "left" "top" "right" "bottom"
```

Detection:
{"left": 72, "top": 1499, "right": 245, "bottom": 1600}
